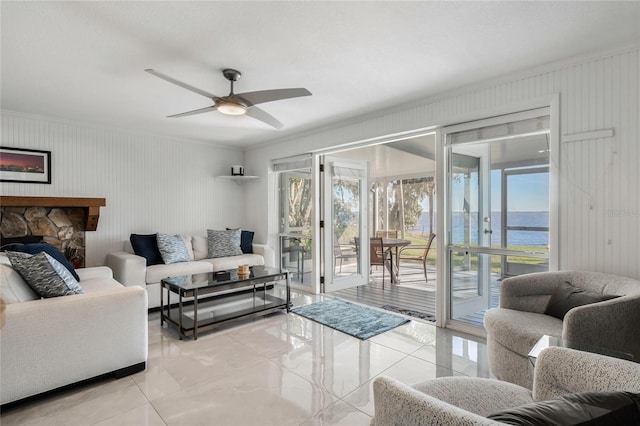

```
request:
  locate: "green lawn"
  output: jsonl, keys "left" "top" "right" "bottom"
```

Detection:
{"left": 403, "top": 231, "right": 548, "bottom": 273}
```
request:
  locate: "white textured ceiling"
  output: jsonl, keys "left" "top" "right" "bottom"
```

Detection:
{"left": 2, "top": 1, "right": 639, "bottom": 148}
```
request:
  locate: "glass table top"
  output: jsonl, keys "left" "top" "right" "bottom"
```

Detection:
{"left": 161, "top": 265, "right": 286, "bottom": 290}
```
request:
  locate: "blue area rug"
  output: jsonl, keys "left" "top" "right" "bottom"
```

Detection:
{"left": 291, "top": 298, "right": 410, "bottom": 340}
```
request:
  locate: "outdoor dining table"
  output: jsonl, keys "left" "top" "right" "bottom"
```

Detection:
{"left": 380, "top": 238, "right": 411, "bottom": 283}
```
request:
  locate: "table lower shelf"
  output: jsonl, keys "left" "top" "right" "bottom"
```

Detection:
{"left": 162, "top": 291, "right": 290, "bottom": 338}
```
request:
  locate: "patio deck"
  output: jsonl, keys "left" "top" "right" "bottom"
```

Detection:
{"left": 332, "top": 263, "right": 437, "bottom": 318}
{"left": 330, "top": 261, "right": 501, "bottom": 327}
{"left": 286, "top": 259, "right": 500, "bottom": 327}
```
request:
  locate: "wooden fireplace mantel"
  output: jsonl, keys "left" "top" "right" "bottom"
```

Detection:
{"left": 0, "top": 196, "right": 106, "bottom": 231}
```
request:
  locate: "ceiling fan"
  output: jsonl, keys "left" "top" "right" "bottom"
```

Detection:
{"left": 145, "top": 68, "right": 311, "bottom": 129}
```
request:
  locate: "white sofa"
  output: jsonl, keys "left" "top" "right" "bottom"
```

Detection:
{"left": 0, "top": 254, "right": 148, "bottom": 406}
{"left": 106, "top": 234, "right": 275, "bottom": 309}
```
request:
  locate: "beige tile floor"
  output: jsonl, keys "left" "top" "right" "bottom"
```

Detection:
{"left": 0, "top": 292, "right": 492, "bottom": 426}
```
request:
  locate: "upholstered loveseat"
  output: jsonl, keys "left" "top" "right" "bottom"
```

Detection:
{"left": 106, "top": 232, "right": 275, "bottom": 309}
{"left": 371, "top": 346, "right": 640, "bottom": 425}
{"left": 0, "top": 253, "right": 148, "bottom": 406}
{"left": 484, "top": 270, "right": 640, "bottom": 389}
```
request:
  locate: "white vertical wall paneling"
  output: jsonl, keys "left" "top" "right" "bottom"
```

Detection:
{"left": 632, "top": 50, "right": 640, "bottom": 274}
{"left": 625, "top": 50, "right": 639, "bottom": 274}
{"left": 245, "top": 46, "right": 640, "bottom": 279}
{"left": 1, "top": 112, "right": 245, "bottom": 266}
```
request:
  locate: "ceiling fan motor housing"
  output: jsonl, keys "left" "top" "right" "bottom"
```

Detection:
{"left": 222, "top": 69, "right": 242, "bottom": 82}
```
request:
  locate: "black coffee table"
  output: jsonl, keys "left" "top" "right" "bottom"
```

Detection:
{"left": 161, "top": 266, "right": 290, "bottom": 340}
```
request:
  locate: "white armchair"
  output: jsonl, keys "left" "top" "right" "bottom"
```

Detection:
{"left": 372, "top": 346, "right": 640, "bottom": 426}
{"left": 483, "top": 270, "right": 640, "bottom": 388}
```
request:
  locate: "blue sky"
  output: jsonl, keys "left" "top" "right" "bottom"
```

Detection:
{"left": 502, "top": 171, "right": 549, "bottom": 212}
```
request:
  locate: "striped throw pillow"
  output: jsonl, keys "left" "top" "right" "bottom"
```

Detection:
{"left": 6, "top": 251, "right": 83, "bottom": 298}
{"left": 207, "top": 229, "right": 242, "bottom": 258}
{"left": 156, "top": 233, "right": 191, "bottom": 264}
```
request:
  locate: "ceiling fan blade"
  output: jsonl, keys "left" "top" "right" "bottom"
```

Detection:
{"left": 167, "top": 105, "right": 217, "bottom": 118}
{"left": 245, "top": 106, "right": 284, "bottom": 129}
{"left": 237, "top": 88, "right": 311, "bottom": 106}
{"left": 145, "top": 69, "right": 217, "bottom": 99}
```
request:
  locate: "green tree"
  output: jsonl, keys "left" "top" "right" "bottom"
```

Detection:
{"left": 287, "top": 176, "right": 312, "bottom": 229}
{"left": 380, "top": 177, "right": 435, "bottom": 232}
{"left": 333, "top": 178, "right": 360, "bottom": 241}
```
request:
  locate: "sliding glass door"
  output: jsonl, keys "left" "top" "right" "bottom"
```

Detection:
{"left": 444, "top": 110, "right": 552, "bottom": 327}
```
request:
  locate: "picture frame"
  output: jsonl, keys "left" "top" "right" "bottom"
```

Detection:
{"left": 0, "top": 146, "right": 52, "bottom": 184}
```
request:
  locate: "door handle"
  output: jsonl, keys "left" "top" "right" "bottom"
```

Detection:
{"left": 484, "top": 229, "right": 493, "bottom": 234}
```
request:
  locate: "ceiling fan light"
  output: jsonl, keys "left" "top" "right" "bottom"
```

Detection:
{"left": 217, "top": 101, "right": 246, "bottom": 116}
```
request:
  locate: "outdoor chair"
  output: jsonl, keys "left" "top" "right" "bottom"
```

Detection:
{"left": 333, "top": 235, "right": 357, "bottom": 273}
{"left": 398, "top": 233, "right": 436, "bottom": 281}
{"left": 281, "top": 237, "right": 306, "bottom": 282}
{"left": 376, "top": 230, "right": 398, "bottom": 238}
{"left": 370, "top": 237, "right": 392, "bottom": 287}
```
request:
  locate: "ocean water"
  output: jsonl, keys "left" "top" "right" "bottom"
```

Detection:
{"left": 411, "top": 211, "right": 549, "bottom": 247}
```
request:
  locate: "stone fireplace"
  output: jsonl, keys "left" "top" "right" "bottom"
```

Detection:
{"left": 0, "top": 196, "right": 105, "bottom": 268}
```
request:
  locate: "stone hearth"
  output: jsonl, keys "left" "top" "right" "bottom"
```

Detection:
{"left": 1, "top": 207, "right": 86, "bottom": 267}
{"left": 0, "top": 196, "right": 105, "bottom": 269}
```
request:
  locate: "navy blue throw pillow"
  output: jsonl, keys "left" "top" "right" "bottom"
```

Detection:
{"left": 226, "top": 228, "right": 254, "bottom": 254}
{"left": 130, "top": 234, "right": 164, "bottom": 266}
{"left": 240, "top": 230, "right": 254, "bottom": 254}
{"left": 5, "top": 243, "right": 80, "bottom": 281}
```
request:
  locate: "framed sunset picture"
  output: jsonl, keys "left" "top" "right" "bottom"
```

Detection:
{"left": 0, "top": 147, "right": 51, "bottom": 184}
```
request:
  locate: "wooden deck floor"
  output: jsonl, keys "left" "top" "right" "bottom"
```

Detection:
{"left": 332, "top": 263, "right": 438, "bottom": 321}
{"left": 327, "top": 262, "right": 501, "bottom": 327}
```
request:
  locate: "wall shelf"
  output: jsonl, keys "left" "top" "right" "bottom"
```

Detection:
{"left": 215, "top": 175, "right": 260, "bottom": 184}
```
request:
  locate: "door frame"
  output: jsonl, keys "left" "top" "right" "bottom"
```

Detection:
{"left": 439, "top": 102, "right": 560, "bottom": 335}
{"left": 268, "top": 94, "right": 559, "bottom": 333}
{"left": 310, "top": 132, "right": 439, "bottom": 294}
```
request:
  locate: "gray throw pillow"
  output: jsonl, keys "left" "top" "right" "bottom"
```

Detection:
{"left": 207, "top": 229, "right": 242, "bottom": 258}
{"left": 156, "top": 233, "right": 191, "bottom": 264}
{"left": 544, "top": 281, "right": 619, "bottom": 320}
{"left": 6, "top": 251, "right": 84, "bottom": 298}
